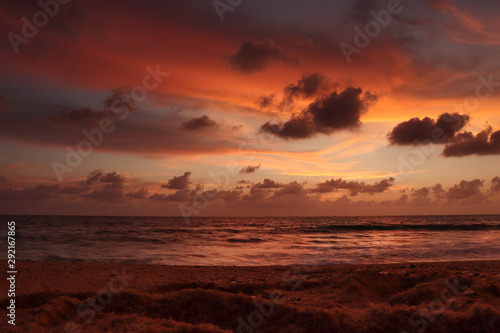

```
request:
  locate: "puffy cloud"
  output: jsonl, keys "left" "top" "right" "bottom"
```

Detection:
{"left": 260, "top": 87, "right": 377, "bottom": 139}
{"left": 447, "top": 179, "right": 484, "bottom": 200}
{"left": 490, "top": 177, "right": 500, "bottom": 193}
{"left": 442, "top": 127, "right": 500, "bottom": 157}
{"left": 387, "top": 113, "right": 470, "bottom": 145}
{"left": 273, "top": 181, "right": 306, "bottom": 196}
{"left": 253, "top": 178, "right": 284, "bottom": 189}
{"left": 161, "top": 172, "right": 192, "bottom": 190}
{"left": 228, "top": 39, "right": 297, "bottom": 73}
{"left": 182, "top": 115, "right": 218, "bottom": 130}
{"left": 242, "top": 187, "right": 270, "bottom": 201}
{"left": 86, "top": 169, "right": 103, "bottom": 186}
{"left": 311, "top": 177, "right": 395, "bottom": 196}
{"left": 99, "top": 171, "right": 125, "bottom": 184}
{"left": 283, "top": 73, "right": 331, "bottom": 103}
{"left": 82, "top": 171, "right": 126, "bottom": 203}
{"left": 239, "top": 164, "right": 261, "bottom": 174}
{"left": 125, "top": 188, "right": 149, "bottom": 199}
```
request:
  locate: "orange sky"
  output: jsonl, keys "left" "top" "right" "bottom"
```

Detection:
{"left": 1, "top": 0, "right": 500, "bottom": 216}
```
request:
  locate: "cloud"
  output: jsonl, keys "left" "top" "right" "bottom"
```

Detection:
{"left": 491, "top": 177, "right": 500, "bottom": 193}
{"left": 99, "top": 171, "right": 125, "bottom": 184}
{"left": 0, "top": 176, "right": 6, "bottom": 184}
{"left": 446, "top": 179, "right": 484, "bottom": 200}
{"left": 0, "top": 93, "right": 10, "bottom": 112}
{"left": 161, "top": 172, "right": 192, "bottom": 190}
{"left": 257, "top": 94, "right": 275, "bottom": 109}
{"left": 260, "top": 87, "right": 377, "bottom": 139}
{"left": 82, "top": 171, "right": 126, "bottom": 203}
{"left": 59, "top": 186, "right": 87, "bottom": 195}
{"left": 242, "top": 187, "right": 270, "bottom": 201}
{"left": 273, "top": 181, "right": 306, "bottom": 196}
{"left": 239, "top": 165, "right": 261, "bottom": 174}
{"left": 283, "top": 73, "right": 331, "bottom": 103}
{"left": 182, "top": 115, "right": 218, "bottom": 130}
{"left": 228, "top": 39, "right": 297, "bottom": 73}
{"left": 125, "top": 188, "right": 149, "bottom": 199}
{"left": 442, "top": 127, "right": 500, "bottom": 157}
{"left": 48, "top": 107, "right": 119, "bottom": 127}
{"left": 387, "top": 113, "right": 470, "bottom": 145}
{"left": 86, "top": 169, "right": 103, "bottom": 186}
{"left": 0, "top": 184, "right": 59, "bottom": 202}
{"left": 149, "top": 189, "right": 192, "bottom": 202}
{"left": 48, "top": 90, "right": 133, "bottom": 127}
{"left": 253, "top": 178, "right": 284, "bottom": 189}
{"left": 311, "top": 177, "right": 395, "bottom": 196}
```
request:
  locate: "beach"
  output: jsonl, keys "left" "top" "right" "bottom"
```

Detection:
{"left": 2, "top": 260, "right": 499, "bottom": 332}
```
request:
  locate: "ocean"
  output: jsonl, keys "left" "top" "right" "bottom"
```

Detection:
{"left": 6, "top": 215, "right": 500, "bottom": 266}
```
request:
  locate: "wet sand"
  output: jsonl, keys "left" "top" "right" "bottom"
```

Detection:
{"left": 1, "top": 260, "right": 499, "bottom": 332}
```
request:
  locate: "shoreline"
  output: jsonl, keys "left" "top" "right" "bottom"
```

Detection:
{"left": 2, "top": 260, "right": 499, "bottom": 332}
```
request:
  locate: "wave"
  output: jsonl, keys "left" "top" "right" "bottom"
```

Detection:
{"left": 299, "top": 223, "right": 500, "bottom": 233}
{"left": 227, "top": 238, "right": 264, "bottom": 243}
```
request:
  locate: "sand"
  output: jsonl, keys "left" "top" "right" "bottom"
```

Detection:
{"left": 1, "top": 260, "right": 499, "bottom": 332}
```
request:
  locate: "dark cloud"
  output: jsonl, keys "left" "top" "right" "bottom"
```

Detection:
{"left": 86, "top": 169, "right": 103, "bottom": 186}
{"left": 125, "top": 188, "right": 149, "bottom": 199}
{"left": 311, "top": 177, "right": 395, "bottom": 196}
{"left": 442, "top": 127, "right": 500, "bottom": 157}
{"left": 237, "top": 180, "right": 251, "bottom": 184}
{"left": 257, "top": 94, "right": 275, "bottom": 109}
{"left": 100, "top": 171, "right": 125, "bottom": 184}
{"left": 48, "top": 107, "right": 119, "bottom": 126}
{"left": 242, "top": 187, "right": 270, "bottom": 201}
{"left": 229, "top": 39, "right": 297, "bottom": 73}
{"left": 0, "top": 184, "right": 59, "bottom": 202}
{"left": 82, "top": 171, "right": 126, "bottom": 203}
{"left": 283, "top": 73, "right": 331, "bottom": 103}
{"left": 161, "top": 172, "right": 191, "bottom": 190}
{"left": 273, "top": 181, "right": 306, "bottom": 196}
{"left": 387, "top": 113, "right": 470, "bottom": 145}
{"left": 0, "top": 176, "right": 6, "bottom": 184}
{"left": 260, "top": 87, "right": 377, "bottom": 139}
{"left": 217, "top": 190, "right": 243, "bottom": 202}
{"left": 48, "top": 89, "right": 137, "bottom": 127}
{"left": 491, "top": 177, "right": 500, "bottom": 193}
{"left": 59, "top": 186, "right": 87, "bottom": 195}
{"left": 0, "top": 93, "right": 10, "bottom": 112}
{"left": 149, "top": 189, "right": 192, "bottom": 202}
{"left": 182, "top": 115, "right": 218, "bottom": 130}
{"left": 239, "top": 164, "right": 261, "bottom": 174}
{"left": 253, "top": 178, "right": 284, "bottom": 189}
{"left": 447, "top": 179, "right": 484, "bottom": 200}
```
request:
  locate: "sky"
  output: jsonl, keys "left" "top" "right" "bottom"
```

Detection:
{"left": 1, "top": 0, "right": 500, "bottom": 216}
